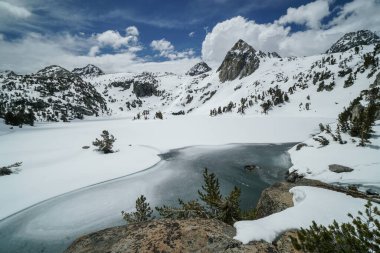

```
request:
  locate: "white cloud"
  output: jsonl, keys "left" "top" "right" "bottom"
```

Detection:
{"left": 189, "top": 31, "right": 195, "bottom": 37}
{"left": 150, "top": 38, "right": 194, "bottom": 60}
{"left": 0, "top": 32, "right": 198, "bottom": 74}
{"left": 88, "top": 46, "right": 100, "bottom": 57}
{"left": 0, "top": 1, "right": 31, "bottom": 19}
{"left": 96, "top": 30, "right": 137, "bottom": 49}
{"left": 202, "top": 16, "right": 289, "bottom": 65}
{"left": 277, "top": 0, "right": 330, "bottom": 29}
{"left": 126, "top": 26, "right": 139, "bottom": 36}
{"left": 150, "top": 38, "right": 174, "bottom": 52}
{"left": 202, "top": 0, "right": 380, "bottom": 64}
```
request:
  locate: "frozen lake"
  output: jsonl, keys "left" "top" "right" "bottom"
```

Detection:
{"left": 0, "top": 143, "right": 295, "bottom": 253}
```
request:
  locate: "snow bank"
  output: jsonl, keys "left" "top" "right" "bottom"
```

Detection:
{"left": 288, "top": 121, "right": 380, "bottom": 188}
{"left": 0, "top": 116, "right": 329, "bottom": 219}
{"left": 234, "top": 186, "right": 371, "bottom": 243}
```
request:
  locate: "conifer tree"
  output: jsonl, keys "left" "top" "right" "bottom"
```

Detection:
{"left": 198, "top": 168, "right": 223, "bottom": 216}
{"left": 92, "top": 130, "right": 116, "bottom": 154}
{"left": 291, "top": 201, "right": 380, "bottom": 253}
{"left": 122, "top": 195, "right": 153, "bottom": 223}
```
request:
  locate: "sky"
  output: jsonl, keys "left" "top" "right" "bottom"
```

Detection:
{"left": 0, "top": 0, "right": 379, "bottom": 73}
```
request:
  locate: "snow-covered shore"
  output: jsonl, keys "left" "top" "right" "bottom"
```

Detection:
{"left": 234, "top": 120, "right": 380, "bottom": 244}
{"left": 0, "top": 115, "right": 330, "bottom": 220}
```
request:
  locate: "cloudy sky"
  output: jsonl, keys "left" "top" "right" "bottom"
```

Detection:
{"left": 0, "top": 0, "right": 379, "bottom": 73}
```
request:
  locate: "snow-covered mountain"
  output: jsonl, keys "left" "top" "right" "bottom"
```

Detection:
{"left": 326, "top": 30, "right": 380, "bottom": 54}
{"left": 72, "top": 64, "right": 104, "bottom": 78}
{"left": 1, "top": 30, "right": 379, "bottom": 124}
{"left": 0, "top": 65, "right": 108, "bottom": 123}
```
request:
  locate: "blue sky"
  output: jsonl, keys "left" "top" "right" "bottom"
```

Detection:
{"left": 0, "top": 0, "right": 379, "bottom": 73}
{"left": 0, "top": 0, "right": 352, "bottom": 56}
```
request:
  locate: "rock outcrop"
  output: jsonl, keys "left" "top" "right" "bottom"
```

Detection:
{"left": 326, "top": 30, "right": 380, "bottom": 54}
{"left": 65, "top": 217, "right": 304, "bottom": 253}
{"left": 65, "top": 219, "right": 254, "bottom": 253}
{"left": 131, "top": 72, "right": 160, "bottom": 98}
{"left": 217, "top": 39, "right": 260, "bottom": 82}
{"left": 186, "top": 62, "right": 212, "bottom": 76}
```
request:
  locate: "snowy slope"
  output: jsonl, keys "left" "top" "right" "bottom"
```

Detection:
{"left": 84, "top": 43, "right": 379, "bottom": 120}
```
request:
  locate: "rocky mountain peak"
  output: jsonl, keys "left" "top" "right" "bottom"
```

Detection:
{"left": 217, "top": 39, "right": 260, "bottom": 82}
{"left": 186, "top": 62, "right": 212, "bottom": 76}
{"left": 72, "top": 64, "right": 104, "bottom": 78}
{"left": 326, "top": 30, "right": 380, "bottom": 54}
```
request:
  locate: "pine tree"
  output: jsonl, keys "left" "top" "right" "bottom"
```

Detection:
{"left": 291, "top": 201, "right": 380, "bottom": 253}
{"left": 198, "top": 168, "right": 223, "bottom": 217}
{"left": 122, "top": 195, "right": 153, "bottom": 223}
{"left": 92, "top": 130, "right": 116, "bottom": 154}
{"left": 219, "top": 186, "right": 241, "bottom": 225}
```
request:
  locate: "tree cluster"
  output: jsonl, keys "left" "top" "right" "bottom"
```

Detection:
{"left": 121, "top": 168, "right": 254, "bottom": 226}
{"left": 291, "top": 201, "right": 380, "bottom": 253}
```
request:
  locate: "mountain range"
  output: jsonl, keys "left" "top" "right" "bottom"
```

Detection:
{"left": 1, "top": 30, "right": 379, "bottom": 124}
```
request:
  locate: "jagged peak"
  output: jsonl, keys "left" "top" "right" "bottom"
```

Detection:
{"left": 217, "top": 39, "right": 260, "bottom": 82}
{"left": 186, "top": 62, "right": 212, "bottom": 76}
{"left": 72, "top": 64, "right": 104, "bottom": 78}
{"left": 326, "top": 30, "right": 380, "bottom": 54}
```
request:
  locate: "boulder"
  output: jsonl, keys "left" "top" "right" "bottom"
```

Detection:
{"left": 328, "top": 164, "right": 354, "bottom": 173}
{"left": 244, "top": 164, "right": 259, "bottom": 171}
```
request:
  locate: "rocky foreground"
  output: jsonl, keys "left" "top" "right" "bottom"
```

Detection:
{"left": 65, "top": 177, "right": 380, "bottom": 253}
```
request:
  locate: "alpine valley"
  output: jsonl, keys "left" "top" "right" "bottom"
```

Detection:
{"left": 0, "top": 29, "right": 380, "bottom": 253}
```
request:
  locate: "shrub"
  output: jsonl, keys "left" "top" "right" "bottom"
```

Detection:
{"left": 155, "top": 111, "right": 163, "bottom": 119}
{"left": 122, "top": 195, "right": 153, "bottom": 223}
{"left": 92, "top": 130, "right": 116, "bottom": 154}
{"left": 0, "top": 162, "right": 22, "bottom": 176}
{"left": 291, "top": 201, "right": 380, "bottom": 253}
{"left": 313, "top": 136, "right": 329, "bottom": 146}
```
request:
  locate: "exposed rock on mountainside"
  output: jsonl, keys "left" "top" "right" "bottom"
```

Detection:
{"left": 217, "top": 39, "right": 260, "bottom": 82}
{"left": 0, "top": 65, "right": 108, "bottom": 123}
{"left": 186, "top": 62, "right": 212, "bottom": 76}
{"left": 131, "top": 72, "right": 160, "bottom": 97}
{"left": 72, "top": 64, "right": 104, "bottom": 78}
{"left": 326, "top": 30, "right": 380, "bottom": 54}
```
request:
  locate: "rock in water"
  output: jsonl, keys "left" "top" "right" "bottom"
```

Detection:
{"left": 217, "top": 39, "right": 260, "bottom": 82}
{"left": 186, "top": 62, "right": 212, "bottom": 76}
{"left": 244, "top": 164, "right": 258, "bottom": 171}
{"left": 328, "top": 164, "right": 354, "bottom": 173}
{"left": 326, "top": 30, "right": 380, "bottom": 54}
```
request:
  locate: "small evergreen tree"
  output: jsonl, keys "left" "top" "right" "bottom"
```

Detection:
{"left": 198, "top": 168, "right": 223, "bottom": 216}
{"left": 155, "top": 111, "right": 163, "bottom": 119}
{"left": 122, "top": 195, "right": 153, "bottom": 223}
{"left": 92, "top": 130, "right": 116, "bottom": 154}
{"left": 219, "top": 186, "right": 241, "bottom": 225}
